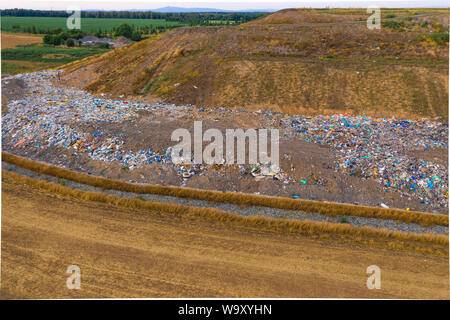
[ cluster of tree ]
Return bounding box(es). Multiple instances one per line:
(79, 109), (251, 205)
(19, 22), (219, 35)
(12, 21), (172, 38)
(112, 23), (143, 41)
(41, 23), (145, 47)
(42, 29), (85, 46)
(163, 13), (262, 25)
(43, 34), (74, 46)
(1, 8), (267, 24)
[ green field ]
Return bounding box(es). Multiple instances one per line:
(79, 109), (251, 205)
(2, 43), (109, 75)
(1, 16), (184, 33)
(1, 16), (184, 76)
(2, 43), (109, 62)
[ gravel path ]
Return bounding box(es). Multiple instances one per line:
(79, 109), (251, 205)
(3, 161), (448, 235)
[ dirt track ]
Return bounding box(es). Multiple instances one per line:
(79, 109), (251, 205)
(1, 177), (449, 299)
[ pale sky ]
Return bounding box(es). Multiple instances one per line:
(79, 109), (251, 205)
(1, 1), (448, 11)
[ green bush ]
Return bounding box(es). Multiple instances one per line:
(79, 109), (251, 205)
(383, 20), (405, 30)
(68, 29), (85, 39)
(115, 23), (132, 39)
(66, 38), (75, 47)
(96, 43), (110, 49)
(429, 33), (449, 46)
(42, 32), (67, 45)
(130, 30), (142, 41)
(43, 34), (52, 44)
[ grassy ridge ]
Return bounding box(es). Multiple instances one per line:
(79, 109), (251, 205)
(3, 169), (448, 249)
(3, 151), (448, 227)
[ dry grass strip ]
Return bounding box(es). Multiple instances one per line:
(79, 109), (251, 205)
(2, 151), (448, 227)
(3, 169), (449, 248)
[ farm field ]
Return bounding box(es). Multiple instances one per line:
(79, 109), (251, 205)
(1, 173), (449, 299)
(1, 42), (109, 75)
(1, 32), (42, 49)
(1, 16), (184, 33)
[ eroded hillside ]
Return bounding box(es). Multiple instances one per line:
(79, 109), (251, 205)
(61, 9), (449, 119)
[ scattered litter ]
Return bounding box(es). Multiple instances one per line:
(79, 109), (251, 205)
(2, 70), (448, 211)
(281, 113), (448, 209)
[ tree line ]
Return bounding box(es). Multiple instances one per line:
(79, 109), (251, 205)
(1, 9), (267, 25)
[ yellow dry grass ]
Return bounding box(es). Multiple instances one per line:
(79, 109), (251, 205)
(1, 170), (449, 298)
(59, 16), (449, 120)
(1, 32), (42, 49)
(3, 151), (448, 227)
(2, 169), (449, 248)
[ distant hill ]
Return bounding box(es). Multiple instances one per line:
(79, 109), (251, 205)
(152, 6), (275, 13)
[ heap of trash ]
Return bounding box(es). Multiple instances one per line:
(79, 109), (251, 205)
(2, 70), (448, 210)
(2, 71), (175, 169)
(280, 114), (448, 209)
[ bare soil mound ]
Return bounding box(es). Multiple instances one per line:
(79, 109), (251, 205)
(249, 8), (367, 24)
(60, 9), (448, 120)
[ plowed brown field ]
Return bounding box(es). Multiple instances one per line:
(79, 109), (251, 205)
(1, 32), (42, 49)
(1, 177), (449, 299)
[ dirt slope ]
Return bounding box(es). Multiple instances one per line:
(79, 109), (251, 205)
(249, 8), (368, 24)
(1, 175), (449, 299)
(61, 9), (448, 119)
(248, 8), (448, 25)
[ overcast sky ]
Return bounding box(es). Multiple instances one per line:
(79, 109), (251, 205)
(1, 1), (448, 11)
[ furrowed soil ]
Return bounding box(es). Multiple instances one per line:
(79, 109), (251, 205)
(1, 175), (449, 299)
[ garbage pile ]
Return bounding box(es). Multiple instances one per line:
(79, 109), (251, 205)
(2, 70), (291, 182)
(281, 114), (449, 209)
(2, 70), (174, 170)
(2, 70), (448, 210)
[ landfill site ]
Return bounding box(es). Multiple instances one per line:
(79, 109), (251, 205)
(1, 7), (449, 299)
(2, 70), (448, 214)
